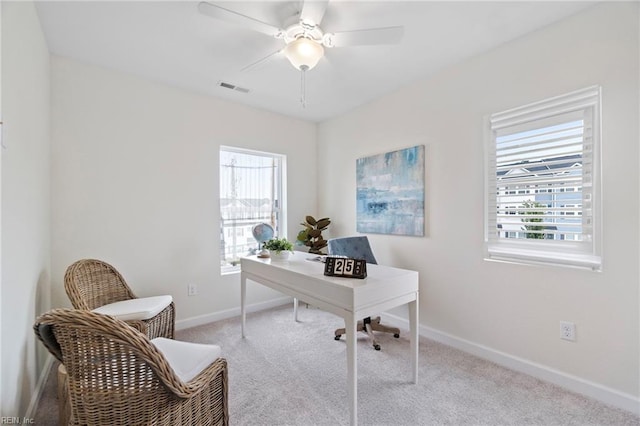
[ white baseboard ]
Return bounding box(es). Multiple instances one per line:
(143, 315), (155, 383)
(26, 355), (54, 420)
(381, 312), (640, 416)
(175, 296), (292, 331)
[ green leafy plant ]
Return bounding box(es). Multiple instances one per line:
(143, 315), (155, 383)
(263, 237), (294, 253)
(520, 200), (546, 239)
(297, 215), (331, 254)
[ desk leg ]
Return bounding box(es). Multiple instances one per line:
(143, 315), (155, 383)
(345, 314), (358, 426)
(293, 297), (299, 322)
(409, 294), (419, 383)
(241, 272), (247, 338)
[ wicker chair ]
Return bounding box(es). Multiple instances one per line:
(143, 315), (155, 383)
(64, 259), (175, 339)
(34, 308), (229, 426)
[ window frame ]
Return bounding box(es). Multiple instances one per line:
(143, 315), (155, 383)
(484, 86), (602, 271)
(219, 146), (287, 274)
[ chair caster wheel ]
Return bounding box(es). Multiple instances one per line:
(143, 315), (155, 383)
(374, 344), (381, 351)
(394, 334), (400, 338)
(334, 335), (341, 340)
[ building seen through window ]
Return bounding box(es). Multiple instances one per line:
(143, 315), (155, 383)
(495, 120), (585, 241)
(220, 147), (284, 273)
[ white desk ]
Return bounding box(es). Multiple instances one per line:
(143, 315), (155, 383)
(240, 252), (419, 425)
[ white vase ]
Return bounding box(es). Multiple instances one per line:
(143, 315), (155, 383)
(269, 250), (291, 261)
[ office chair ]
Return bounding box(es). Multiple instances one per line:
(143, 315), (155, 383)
(328, 236), (400, 350)
(34, 308), (228, 426)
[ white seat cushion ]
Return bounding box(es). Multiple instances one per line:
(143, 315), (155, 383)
(151, 337), (222, 382)
(92, 295), (172, 321)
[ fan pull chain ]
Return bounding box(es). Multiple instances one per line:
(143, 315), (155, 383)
(300, 65), (308, 108)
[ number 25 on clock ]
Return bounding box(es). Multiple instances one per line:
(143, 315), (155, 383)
(324, 257), (367, 279)
(334, 258), (354, 275)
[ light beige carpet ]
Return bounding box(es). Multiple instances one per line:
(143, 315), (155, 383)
(34, 305), (638, 425)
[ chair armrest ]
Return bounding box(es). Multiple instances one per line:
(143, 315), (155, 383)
(149, 337), (226, 398)
(161, 357), (228, 399)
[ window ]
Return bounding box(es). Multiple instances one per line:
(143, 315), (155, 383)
(485, 86), (602, 270)
(220, 147), (285, 274)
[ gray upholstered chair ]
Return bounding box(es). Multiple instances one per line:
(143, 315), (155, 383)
(328, 236), (400, 350)
(34, 308), (228, 426)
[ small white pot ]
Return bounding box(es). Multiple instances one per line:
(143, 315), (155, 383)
(269, 250), (291, 261)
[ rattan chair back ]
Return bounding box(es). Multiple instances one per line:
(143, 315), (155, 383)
(34, 309), (228, 426)
(63, 258), (175, 339)
(64, 259), (136, 310)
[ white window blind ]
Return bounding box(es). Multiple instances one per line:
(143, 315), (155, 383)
(485, 86), (602, 270)
(220, 146), (285, 274)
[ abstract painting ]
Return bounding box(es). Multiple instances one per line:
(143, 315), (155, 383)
(356, 145), (424, 236)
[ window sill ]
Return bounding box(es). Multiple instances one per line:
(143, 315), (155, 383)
(221, 267), (241, 275)
(485, 245), (601, 272)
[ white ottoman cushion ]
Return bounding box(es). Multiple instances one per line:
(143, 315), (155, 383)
(151, 337), (222, 382)
(92, 295), (172, 321)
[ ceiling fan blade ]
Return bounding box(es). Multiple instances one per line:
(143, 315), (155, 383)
(300, 0), (329, 26)
(240, 49), (283, 73)
(198, 2), (282, 37)
(328, 26), (404, 47)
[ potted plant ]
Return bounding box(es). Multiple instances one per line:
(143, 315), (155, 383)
(297, 215), (331, 254)
(263, 237), (294, 260)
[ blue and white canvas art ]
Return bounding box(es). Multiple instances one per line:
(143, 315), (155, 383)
(356, 145), (425, 236)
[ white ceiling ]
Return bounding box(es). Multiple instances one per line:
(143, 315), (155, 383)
(35, 1), (597, 122)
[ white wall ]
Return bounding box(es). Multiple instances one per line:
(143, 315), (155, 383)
(318, 1), (639, 408)
(50, 57), (317, 322)
(1, 1), (51, 417)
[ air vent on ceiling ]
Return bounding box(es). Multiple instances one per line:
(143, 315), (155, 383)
(218, 81), (250, 94)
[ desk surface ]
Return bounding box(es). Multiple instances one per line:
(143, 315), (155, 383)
(241, 252), (418, 317)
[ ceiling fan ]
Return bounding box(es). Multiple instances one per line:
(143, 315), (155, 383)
(198, 0), (404, 107)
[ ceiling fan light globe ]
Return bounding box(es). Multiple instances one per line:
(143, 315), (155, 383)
(284, 37), (324, 70)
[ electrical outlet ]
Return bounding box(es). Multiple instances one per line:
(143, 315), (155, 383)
(560, 321), (576, 341)
(188, 283), (198, 296)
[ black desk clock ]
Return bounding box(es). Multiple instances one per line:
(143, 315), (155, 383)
(324, 256), (367, 279)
